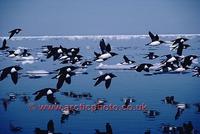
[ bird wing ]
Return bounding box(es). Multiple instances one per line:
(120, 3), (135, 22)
(123, 55), (129, 63)
(46, 51), (54, 59)
(148, 31), (156, 41)
(94, 52), (101, 57)
(34, 92), (45, 101)
(9, 32), (15, 39)
(56, 74), (65, 89)
(61, 114), (69, 124)
(155, 34), (159, 41)
(136, 65), (144, 72)
(2, 39), (7, 48)
(65, 76), (71, 84)
(94, 76), (103, 87)
(0, 69), (9, 81)
(47, 120), (54, 133)
(175, 109), (181, 120)
(47, 94), (57, 104)
(100, 39), (107, 53)
(177, 45), (183, 56)
(11, 72), (18, 84)
(53, 53), (60, 61)
(106, 43), (111, 52)
(105, 79), (111, 89)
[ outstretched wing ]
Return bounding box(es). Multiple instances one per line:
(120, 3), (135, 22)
(155, 34), (159, 41)
(0, 69), (9, 81)
(9, 32), (15, 39)
(34, 92), (45, 101)
(11, 72), (18, 84)
(47, 120), (54, 133)
(65, 76), (71, 84)
(2, 39), (7, 48)
(53, 53), (60, 61)
(148, 31), (159, 42)
(94, 77), (103, 87)
(123, 55), (129, 63)
(136, 65), (144, 72)
(56, 74), (65, 89)
(47, 94), (57, 104)
(177, 45), (183, 56)
(106, 43), (111, 52)
(100, 39), (106, 53)
(149, 31), (155, 41)
(105, 79), (111, 89)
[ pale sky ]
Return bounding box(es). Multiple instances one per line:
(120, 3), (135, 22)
(0, 0), (200, 36)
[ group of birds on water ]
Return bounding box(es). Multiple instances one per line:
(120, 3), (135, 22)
(0, 29), (200, 134)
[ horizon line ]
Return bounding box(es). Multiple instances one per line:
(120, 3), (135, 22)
(1, 33), (200, 40)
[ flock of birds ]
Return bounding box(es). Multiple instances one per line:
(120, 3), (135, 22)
(0, 29), (200, 134)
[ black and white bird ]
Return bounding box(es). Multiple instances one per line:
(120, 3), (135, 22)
(93, 73), (117, 89)
(171, 37), (188, 46)
(52, 71), (76, 89)
(60, 54), (83, 64)
(45, 45), (66, 61)
(45, 45), (82, 64)
(160, 54), (182, 69)
(146, 31), (165, 46)
(161, 124), (177, 134)
(181, 55), (198, 68)
(34, 120), (61, 134)
(161, 96), (178, 105)
(53, 66), (78, 89)
(99, 39), (111, 54)
(7, 50), (19, 58)
(95, 123), (113, 134)
(144, 52), (159, 60)
(122, 97), (135, 108)
(94, 39), (118, 62)
(8, 28), (22, 39)
(60, 108), (80, 123)
(0, 39), (9, 50)
(67, 47), (80, 56)
(19, 49), (31, 57)
(92, 98), (107, 111)
(0, 65), (23, 84)
(121, 55), (135, 64)
(131, 63), (153, 72)
(175, 103), (189, 120)
(106, 123), (113, 134)
(54, 66), (78, 74)
(94, 51), (118, 62)
(61, 91), (92, 100)
(161, 54), (181, 64)
(81, 61), (93, 67)
(155, 62), (176, 73)
(95, 98), (107, 106)
(144, 110), (160, 118)
(171, 42), (190, 56)
(32, 88), (59, 104)
(144, 129), (151, 134)
(173, 62), (190, 73)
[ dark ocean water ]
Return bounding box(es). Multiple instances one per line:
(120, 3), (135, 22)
(0, 34), (200, 134)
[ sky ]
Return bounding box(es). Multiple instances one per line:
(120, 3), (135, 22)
(0, 0), (200, 36)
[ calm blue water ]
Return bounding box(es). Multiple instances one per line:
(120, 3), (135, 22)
(0, 34), (200, 134)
